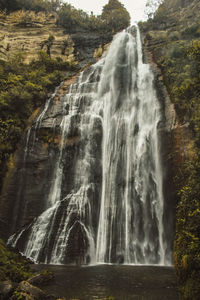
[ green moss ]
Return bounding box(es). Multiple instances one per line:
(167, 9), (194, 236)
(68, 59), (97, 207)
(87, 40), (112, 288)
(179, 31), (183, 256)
(12, 291), (24, 300)
(0, 50), (77, 192)
(0, 238), (33, 282)
(38, 128), (55, 145)
(174, 155), (200, 299)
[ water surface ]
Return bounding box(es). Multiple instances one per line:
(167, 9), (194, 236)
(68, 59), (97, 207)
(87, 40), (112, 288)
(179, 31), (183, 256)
(33, 264), (179, 300)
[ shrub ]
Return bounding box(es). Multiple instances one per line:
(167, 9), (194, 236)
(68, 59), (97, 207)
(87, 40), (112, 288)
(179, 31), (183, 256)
(0, 238), (33, 282)
(0, 50), (77, 191)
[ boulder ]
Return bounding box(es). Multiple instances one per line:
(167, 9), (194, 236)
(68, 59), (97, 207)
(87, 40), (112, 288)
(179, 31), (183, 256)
(10, 291), (35, 300)
(0, 280), (15, 299)
(27, 272), (54, 287)
(16, 281), (47, 300)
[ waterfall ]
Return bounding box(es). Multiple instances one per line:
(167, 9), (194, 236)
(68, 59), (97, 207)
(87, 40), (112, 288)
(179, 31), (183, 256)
(8, 26), (171, 266)
(96, 27), (165, 264)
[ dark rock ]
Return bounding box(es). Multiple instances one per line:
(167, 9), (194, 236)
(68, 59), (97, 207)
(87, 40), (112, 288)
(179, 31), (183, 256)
(15, 281), (50, 300)
(0, 280), (15, 299)
(10, 291), (35, 300)
(0, 218), (7, 241)
(72, 31), (112, 68)
(27, 272), (54, 287)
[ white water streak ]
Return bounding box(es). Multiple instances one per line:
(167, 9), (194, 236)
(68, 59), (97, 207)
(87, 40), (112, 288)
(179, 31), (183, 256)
(96, 27), (166, 264)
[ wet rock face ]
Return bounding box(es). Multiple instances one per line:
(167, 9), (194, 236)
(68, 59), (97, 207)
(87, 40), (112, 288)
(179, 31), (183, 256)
(141, 36), (178, 262)
(155, 77), (178, 262)
(65, 220), (90, 264)
(0, 63), (103, 264)
(72, 31), (112, 68)
(0, 62), (103, 235)
(139, 1), (200, 263)
(144, 51), (195, 264)
(0, 125), (60, 236)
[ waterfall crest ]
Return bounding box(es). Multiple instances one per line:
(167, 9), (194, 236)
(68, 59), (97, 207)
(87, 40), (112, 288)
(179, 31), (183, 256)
(8, 26), (171, 265)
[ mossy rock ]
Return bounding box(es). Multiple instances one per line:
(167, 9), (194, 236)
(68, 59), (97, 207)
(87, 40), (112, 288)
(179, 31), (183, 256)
(0, 238), (33, 283)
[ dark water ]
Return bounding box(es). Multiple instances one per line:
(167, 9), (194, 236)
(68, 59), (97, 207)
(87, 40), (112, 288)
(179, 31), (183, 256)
(32, 264), (179, 300)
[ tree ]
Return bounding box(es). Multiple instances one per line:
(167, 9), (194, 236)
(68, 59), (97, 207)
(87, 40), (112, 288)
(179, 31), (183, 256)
(0, 0), (61, 13)
(0, 0), (19, 12)
(41, 35), (55, 56)
(145, 0), (163, 19)
(57, 4), (78, 32)
(48, 0), (61, 12)
(101, 0), (130, 32)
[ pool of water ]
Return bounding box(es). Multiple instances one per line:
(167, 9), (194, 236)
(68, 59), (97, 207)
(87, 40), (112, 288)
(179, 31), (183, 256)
(32, 264), (179, 300)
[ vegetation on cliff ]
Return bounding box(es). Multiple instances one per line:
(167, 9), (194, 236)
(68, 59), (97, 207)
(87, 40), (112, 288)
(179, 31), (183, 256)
(0, 0), (130, 192)
(101, 0), (130, 32)
(0, 0), (130, 293)
(57, 0), (130, 33)
(140, 0), (200, 298)
(0, 0), (61, 13)
(0, 50), (77, 191)
(1, 0), (130, 34)
(0, 238), (56, 299)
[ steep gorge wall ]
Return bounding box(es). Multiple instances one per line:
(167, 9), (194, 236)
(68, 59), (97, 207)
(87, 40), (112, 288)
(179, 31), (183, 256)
(140, 0), (200, 298)
(0, 77), (83, 238)
(142, 46), (179, 260)
(140, 0), (199, 194)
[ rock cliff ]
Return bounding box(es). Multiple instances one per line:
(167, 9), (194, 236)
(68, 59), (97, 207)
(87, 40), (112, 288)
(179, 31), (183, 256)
(0, 10), (112, 67)
(0, 11), (73, 63)
(140, 0), (200, 192)
(140, 0), (200, 298)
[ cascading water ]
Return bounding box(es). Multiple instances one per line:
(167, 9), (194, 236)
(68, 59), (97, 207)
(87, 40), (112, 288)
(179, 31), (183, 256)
(8, 26), (171, 266)
(96, 27), (165, 265)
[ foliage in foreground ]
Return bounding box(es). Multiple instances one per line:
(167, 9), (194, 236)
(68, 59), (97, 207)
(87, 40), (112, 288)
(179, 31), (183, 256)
(174, 154), (200, 300)
(0, 238), (33, 282)
(0, 50), (77, 192)
(162, 32), (200, 300)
